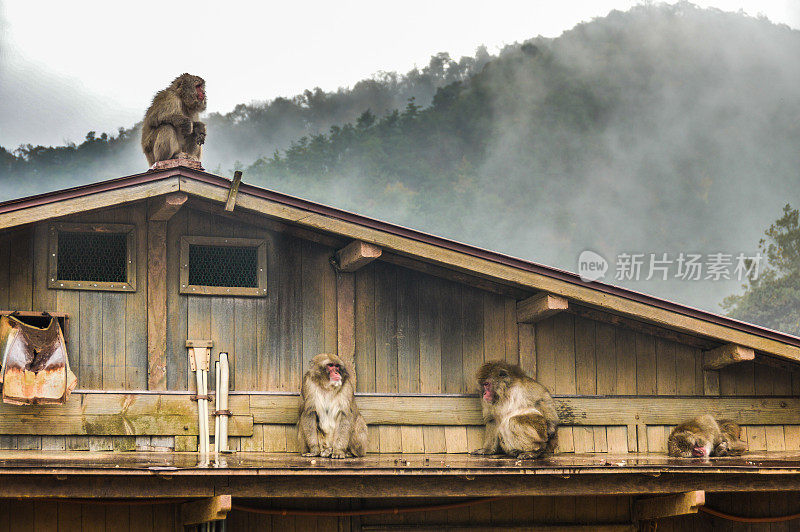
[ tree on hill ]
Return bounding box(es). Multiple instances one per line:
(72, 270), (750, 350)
(723, 205), (800, 335)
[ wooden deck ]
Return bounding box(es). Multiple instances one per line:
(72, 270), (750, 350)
(1, 451), (799, 498)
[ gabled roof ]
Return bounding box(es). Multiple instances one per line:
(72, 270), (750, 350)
(2, 165), (799, 363)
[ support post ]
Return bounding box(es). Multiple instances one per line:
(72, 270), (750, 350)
(336, 272), (356, 362)
(147, 192), (186, 390)
(147, 221), (168, 390)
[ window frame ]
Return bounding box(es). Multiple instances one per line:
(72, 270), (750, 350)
(48, 222), (137, 292)
(179, 235), (268, 297)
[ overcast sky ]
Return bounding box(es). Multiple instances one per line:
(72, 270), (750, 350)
(1, 0), (798, 148)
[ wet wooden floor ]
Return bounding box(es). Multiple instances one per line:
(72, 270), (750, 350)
(0, 451), (799, 475)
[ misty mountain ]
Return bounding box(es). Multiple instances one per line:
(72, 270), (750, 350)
(1, 3), (799, 313)
(0, 49), (491, 199)
(241, 3), (800, 312)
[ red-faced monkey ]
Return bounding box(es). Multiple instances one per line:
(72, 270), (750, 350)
(141, 73), (207, 166)
(668, 414), (747, 457)
(298, 353), (367, 458)
(471, 361), (559, 459)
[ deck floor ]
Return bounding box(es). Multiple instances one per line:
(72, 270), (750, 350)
(0, 450), (799, 474)
(1, 451), (799, 497)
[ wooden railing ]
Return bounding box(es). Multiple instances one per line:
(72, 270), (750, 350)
(0, 392), (797, 439)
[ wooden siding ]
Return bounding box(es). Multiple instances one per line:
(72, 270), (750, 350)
(353, 261), (519, 395)
(167, 207), (338, 392)
(0, 201), (799, 456)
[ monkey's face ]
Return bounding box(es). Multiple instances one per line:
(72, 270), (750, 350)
(325, 361), (343, 387)
(480, 369), (511, 403)
(311, 354), (348, 388)
(174, 73), (207, 112)
(476, 361), (524, 404)
(674, 432), (713, 457)
(195, 81), (205, 103)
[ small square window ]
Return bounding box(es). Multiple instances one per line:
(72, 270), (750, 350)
(48, 223), (136, 292)
(180, 236), (267, 297)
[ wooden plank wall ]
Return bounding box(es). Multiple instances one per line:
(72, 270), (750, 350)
(2, 202), (800, 456)
(0, 206), (148, 392)
(351, 261), (518, 454)
(165, 207), (337, 392)
(534, 313), (800, 455)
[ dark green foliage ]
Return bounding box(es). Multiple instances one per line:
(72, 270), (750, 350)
(723, 205), (800, 335)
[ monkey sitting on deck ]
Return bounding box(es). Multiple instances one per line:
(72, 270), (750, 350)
(298, 353), (368, 459)
(141, 73), (207, 166)
(471, 361), (559, 459)
(668, 414), (747, 458)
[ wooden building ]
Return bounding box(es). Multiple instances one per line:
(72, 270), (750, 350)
(0, 163), (799, 531)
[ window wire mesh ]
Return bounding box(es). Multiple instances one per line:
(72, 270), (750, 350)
(57, 231), (127, 282)
(188, 244), (258, 287)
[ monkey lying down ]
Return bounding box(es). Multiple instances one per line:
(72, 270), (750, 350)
(668, 414), (747, 458)
(471, 361), (559, 459)
(298, 353), (368, 458)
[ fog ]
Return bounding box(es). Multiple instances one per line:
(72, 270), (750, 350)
(0, 9), (139, 148)
(1, 3), (799, 315)
(466, 4), (800, 307)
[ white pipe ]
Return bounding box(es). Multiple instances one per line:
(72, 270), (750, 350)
(214, 360), (221, 455)
(219, 352), (230, 453)
(201, 364), (210, 455)
(193, 348), (209, 456)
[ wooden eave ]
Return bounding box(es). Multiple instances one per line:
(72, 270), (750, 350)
(2, 166), (800, 363)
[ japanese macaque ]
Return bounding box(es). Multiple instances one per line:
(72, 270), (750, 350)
(668, 414), (747, 458)
(298, 353), (367, 459)
(471, 361), (559, 459)
(141, 73), (207, 166)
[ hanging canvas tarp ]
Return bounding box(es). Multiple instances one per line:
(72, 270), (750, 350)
(0, 314), (77, 405)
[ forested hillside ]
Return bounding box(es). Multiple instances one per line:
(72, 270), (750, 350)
(2, 3), (799, 312)
(0, 49), (492, 199)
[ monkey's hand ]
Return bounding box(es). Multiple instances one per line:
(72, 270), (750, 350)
(712, 441), (729, 457)
(165, 115), (193, 136)
(517, 450), (544, 460)
(302, 447), (321, 457)
(193, 122), (206, 145)
(328, 448), (347, 459)
(319, 448), (333, 458)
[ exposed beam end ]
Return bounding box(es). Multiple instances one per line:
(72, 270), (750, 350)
(634, 490), (705, 521)
(336, 240), (382, 272)
(517, 293), (569, 324)
(147, 192), (188, 221)
(181, 495), (232, 525)
(703, 344), (755, 370)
